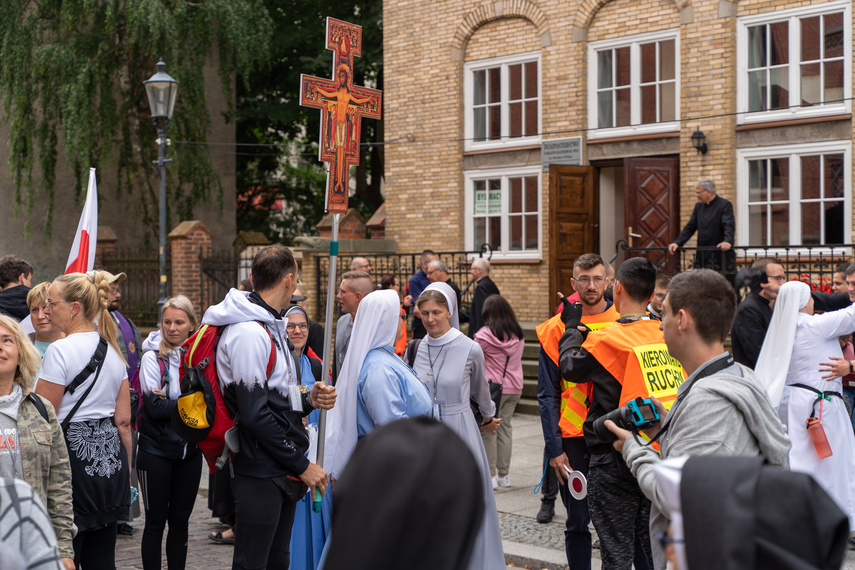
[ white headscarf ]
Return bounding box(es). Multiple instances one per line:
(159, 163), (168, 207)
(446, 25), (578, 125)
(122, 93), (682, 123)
(421, 282), (462, 347)
(323, 290), (402, 479)
(754, 280), (811, 409)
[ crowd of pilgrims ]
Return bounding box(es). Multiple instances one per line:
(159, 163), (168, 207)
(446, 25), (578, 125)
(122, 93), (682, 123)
(1, 246), (855, 569)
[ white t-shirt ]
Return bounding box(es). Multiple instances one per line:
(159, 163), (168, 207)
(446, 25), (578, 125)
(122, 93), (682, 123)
(40, 332), (127, 423)
(139, 349), (180, 400)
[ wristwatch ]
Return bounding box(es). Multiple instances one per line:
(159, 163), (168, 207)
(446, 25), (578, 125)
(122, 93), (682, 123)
(849, 361), (854, 374)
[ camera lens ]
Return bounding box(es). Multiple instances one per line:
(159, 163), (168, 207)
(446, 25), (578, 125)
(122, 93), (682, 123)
(592, 406), (630, 443)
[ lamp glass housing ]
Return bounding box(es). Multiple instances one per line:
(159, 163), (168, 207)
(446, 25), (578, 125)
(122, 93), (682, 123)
(144, 61), (179, 120)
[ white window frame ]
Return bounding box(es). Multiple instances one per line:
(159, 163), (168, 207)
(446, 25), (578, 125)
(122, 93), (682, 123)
(464, 166), (543, 261)
(464, 52), (542, 152)
(587, 29), (681, 140)
(736, 140), (852, 254)
(736, 1), (851, 125)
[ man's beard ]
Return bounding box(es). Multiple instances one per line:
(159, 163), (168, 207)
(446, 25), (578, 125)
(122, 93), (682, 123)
(108, 302), (119, 312)
(578, 290), (603, 307)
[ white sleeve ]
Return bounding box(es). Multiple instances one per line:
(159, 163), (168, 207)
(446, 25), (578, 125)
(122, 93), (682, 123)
(139, 351), (162, 395)
(39, 343), (69, 387)
(812, 303), (855, 339)
(217, 322), (273, 388)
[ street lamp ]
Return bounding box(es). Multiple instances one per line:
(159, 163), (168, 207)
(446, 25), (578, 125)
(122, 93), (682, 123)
(144, 60), (179, 316)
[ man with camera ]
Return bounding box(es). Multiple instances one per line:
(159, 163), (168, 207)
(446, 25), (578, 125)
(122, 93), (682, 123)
(537, 253), (619, 568)
(605, 269), (791, 569)
(558, 257), (682, 569)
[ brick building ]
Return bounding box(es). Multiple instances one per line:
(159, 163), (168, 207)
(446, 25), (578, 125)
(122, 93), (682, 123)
(383, 0), (852, 322)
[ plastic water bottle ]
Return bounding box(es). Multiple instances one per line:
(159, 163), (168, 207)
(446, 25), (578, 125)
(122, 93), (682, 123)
(806, 417), (833, 459)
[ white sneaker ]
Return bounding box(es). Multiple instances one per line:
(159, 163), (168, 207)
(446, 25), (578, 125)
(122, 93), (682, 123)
(491, 476), (498, 490)
(497, 475), (511, 487)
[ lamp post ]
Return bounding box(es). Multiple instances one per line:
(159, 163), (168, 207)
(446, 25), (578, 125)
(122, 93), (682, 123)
(144, 60), (179, 317)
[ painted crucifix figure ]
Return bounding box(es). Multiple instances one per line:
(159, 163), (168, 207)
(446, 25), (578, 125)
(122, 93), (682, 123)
(300, 18), (382, 213)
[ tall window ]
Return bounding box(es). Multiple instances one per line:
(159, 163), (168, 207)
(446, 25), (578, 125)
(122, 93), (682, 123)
(738, 1), (850, 123)
(465, 53), (541, 151)
(465, 167), (541, 259)
(588, 30), (680, 139)
(738, 142), (851, 247)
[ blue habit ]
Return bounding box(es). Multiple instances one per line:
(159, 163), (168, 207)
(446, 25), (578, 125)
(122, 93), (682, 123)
(289, 353), (331, 570)
(356, 346), (433, 439)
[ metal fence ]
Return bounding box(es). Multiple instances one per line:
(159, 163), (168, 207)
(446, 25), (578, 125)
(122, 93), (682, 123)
(614, 240), (853, 294)
(315, 248), (492, 320)
(100, 248), (171, 328)
(200, 247), (241, 312)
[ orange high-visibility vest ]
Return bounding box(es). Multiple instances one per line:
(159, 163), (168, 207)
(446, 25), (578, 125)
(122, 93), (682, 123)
(583, 319), (686, 410)
(536, 304), (621, 438)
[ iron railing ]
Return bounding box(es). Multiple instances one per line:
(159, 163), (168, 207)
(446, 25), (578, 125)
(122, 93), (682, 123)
(100, 248), (171, 328)
(314, 248), (493, 321)
(614, 240), (853, 294)
(200, 247), (241, 313)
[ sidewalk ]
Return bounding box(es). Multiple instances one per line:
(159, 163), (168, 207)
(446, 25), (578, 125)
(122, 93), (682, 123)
(115, 414), (855, 569)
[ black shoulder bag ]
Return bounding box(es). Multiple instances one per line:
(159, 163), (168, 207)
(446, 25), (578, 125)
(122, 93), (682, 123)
(60, 337), (109, 433)
(473, 356), (507, 425)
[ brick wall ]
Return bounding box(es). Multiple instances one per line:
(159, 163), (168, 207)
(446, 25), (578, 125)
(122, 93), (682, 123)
(168, 221), (212, 318)
(384, 0), (855, 324)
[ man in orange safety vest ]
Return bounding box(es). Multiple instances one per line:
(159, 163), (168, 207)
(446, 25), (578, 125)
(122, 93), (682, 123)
(537, 253), (619, 569)
(559, 257), (684, 569)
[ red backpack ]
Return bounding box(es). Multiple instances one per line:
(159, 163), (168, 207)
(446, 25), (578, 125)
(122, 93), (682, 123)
(170, 323), (276, 473)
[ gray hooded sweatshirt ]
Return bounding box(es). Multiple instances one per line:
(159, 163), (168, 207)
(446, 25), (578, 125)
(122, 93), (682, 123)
(622, 353), (792, 569)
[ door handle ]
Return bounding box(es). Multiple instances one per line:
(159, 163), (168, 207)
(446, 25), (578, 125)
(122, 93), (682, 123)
(628, 226), (641, 247)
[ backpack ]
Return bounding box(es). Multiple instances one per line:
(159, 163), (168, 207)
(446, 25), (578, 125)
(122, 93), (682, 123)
(129, 356), (168, 431)
(170, 322), (279, 474)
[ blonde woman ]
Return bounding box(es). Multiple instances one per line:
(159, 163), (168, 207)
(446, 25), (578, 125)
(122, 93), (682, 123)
(27, 282), (65, 359)
(36, 271), (132, 570)
(136, 296), (201, 570)
(0, 314), (73, 570)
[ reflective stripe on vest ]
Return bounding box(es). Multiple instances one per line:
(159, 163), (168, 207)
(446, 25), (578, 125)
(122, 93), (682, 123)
(584, 320), (686, 411)
(535, 305), (620, 438)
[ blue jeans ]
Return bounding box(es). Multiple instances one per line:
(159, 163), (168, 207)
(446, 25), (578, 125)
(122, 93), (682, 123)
(843, 387), (855, 431)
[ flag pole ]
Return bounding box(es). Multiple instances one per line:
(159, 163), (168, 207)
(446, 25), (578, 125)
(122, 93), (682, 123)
(314, 211), (339, 512)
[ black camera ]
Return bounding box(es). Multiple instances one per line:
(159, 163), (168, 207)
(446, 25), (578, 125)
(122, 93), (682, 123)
(592, 397), (661, 443)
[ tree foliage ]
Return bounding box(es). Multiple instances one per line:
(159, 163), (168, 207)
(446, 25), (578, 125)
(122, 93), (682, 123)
(235, 0), (383, 243)
(0, 0), (273, 241)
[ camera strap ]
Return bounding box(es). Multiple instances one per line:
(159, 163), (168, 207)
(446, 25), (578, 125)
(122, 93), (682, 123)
(637, 354), (735, 448)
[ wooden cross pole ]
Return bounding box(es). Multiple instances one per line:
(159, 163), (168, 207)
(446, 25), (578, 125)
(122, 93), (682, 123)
(299, 17), (382, 513)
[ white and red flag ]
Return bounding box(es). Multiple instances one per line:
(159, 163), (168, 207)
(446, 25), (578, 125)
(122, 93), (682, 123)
(65, 168), (98, 274)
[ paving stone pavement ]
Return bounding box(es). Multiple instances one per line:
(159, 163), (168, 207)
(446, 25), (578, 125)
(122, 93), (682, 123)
(114, 488), (234, 569)
(111, 414), (855, 569)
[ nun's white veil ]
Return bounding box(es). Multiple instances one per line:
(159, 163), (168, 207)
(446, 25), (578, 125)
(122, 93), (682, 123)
(754, 280), (811, 409)
(322, 289), (402, 479)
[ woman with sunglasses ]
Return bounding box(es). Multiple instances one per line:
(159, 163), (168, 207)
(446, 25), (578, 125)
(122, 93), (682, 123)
(136, 295), (201, 569)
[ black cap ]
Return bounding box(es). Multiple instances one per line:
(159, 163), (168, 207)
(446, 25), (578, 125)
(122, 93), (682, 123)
(290, 294), (307, 304)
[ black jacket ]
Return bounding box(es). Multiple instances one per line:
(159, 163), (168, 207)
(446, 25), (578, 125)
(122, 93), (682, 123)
(0, 285), (30, 320)
(140, 383), (201, 461)
(674, 196), (736, 272)
(463, 276), (500, 338)
(731, 292), (772, 369)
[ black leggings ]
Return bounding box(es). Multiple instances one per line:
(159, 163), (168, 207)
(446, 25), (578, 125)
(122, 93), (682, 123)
(231, 474), (298, 570)
(137, 449), (203, 570)
(73, 522), (118, 569)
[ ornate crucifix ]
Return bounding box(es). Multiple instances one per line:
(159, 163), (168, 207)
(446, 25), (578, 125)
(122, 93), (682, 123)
(300, 18), (382, 214)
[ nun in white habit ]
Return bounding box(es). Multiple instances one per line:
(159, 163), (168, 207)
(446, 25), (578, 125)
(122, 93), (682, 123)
(755, 280), (855, 530)
(410, 281), (505, 570)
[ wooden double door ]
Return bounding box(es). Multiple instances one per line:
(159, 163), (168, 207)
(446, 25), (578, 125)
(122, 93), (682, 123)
(548, 157), (680, 301)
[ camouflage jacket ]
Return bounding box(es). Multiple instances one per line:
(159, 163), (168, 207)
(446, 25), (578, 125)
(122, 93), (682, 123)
(19, 387), (75, 559)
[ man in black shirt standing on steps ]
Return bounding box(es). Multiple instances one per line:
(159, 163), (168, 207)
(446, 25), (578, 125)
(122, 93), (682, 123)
(668, 179), (735, 281)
